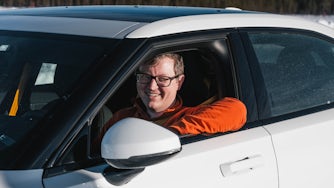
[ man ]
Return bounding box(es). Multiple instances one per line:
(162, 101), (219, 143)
(97, 52), (246, 142)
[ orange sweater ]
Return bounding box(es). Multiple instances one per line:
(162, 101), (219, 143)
(100, 96), (247, 137)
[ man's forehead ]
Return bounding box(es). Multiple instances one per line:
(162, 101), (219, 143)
(140, 57), (175, 70)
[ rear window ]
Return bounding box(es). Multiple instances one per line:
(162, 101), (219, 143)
(249, 31), (334, 117)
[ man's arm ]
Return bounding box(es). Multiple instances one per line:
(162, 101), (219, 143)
(170, 97), (247, 135)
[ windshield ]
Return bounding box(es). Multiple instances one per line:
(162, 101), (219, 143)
(0, 31), (117, 152)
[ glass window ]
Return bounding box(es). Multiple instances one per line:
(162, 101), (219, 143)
(249, 32), (334, 117)
(0, 31), (118, 156)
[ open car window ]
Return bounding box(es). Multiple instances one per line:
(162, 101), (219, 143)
(88, 48), (225, 158)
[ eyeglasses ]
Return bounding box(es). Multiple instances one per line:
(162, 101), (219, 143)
(136, 73), (181, 87)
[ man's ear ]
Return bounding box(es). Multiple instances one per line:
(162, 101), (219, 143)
(177, 74), (185, 90)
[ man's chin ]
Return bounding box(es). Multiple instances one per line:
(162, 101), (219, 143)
(147, 103), (165, 112)
(147, 103), (159, 110)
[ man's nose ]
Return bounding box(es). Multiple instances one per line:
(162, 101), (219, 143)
(148, 78), (159, 89)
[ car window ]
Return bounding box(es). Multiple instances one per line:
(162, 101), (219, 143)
(249, 31), (334, 117)
(0, 31), (118, 157)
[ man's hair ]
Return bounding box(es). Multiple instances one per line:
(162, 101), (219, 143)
(140, 53), (184, 75)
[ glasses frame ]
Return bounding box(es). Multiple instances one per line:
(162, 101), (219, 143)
(135, 73), (182, 87)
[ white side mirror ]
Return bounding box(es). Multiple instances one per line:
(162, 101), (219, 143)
(101, 117), (181, 169)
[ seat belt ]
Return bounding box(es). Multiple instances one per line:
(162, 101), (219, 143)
(8, 89), (20, 116)
(8, 64), (31, 116)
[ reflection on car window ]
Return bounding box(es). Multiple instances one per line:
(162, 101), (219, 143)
(250, 32), (334, 117)
(35, 63), (57, 86)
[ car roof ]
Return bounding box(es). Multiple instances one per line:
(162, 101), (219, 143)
(0, 5), (254, 39)
(127, 13), (334, 39)
(0, 5), (333, 39)
(0, 5), (253, 22)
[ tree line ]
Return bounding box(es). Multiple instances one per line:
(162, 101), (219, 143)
(1, 0), (333, 14)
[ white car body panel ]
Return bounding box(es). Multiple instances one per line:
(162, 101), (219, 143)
(0, 169), (43, 188)
(264, 108), (334, 188)
(44, 127), (278, 188)
(126, 14), (334, 39)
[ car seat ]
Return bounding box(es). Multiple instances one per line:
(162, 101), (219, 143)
(179, 51), (217, 107)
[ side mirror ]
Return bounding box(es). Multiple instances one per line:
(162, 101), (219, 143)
(101, 117), (181, 169)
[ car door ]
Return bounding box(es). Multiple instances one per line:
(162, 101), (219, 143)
(246, 29), (334, 188)
(43, 32), (278, 188)
(43, 128), (278, 188)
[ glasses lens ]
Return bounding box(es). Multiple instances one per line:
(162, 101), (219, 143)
(156, 76), (171, 87)
(136, 74), (151, 84)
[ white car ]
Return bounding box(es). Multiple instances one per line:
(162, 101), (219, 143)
(0, 5), (334, 188)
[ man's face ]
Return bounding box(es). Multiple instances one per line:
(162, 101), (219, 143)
(137, 57), (184, 118)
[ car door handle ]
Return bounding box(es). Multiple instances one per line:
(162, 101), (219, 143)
(219, 155), (264, 177)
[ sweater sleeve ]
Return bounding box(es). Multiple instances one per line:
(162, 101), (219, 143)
(169, 97), (247, 135)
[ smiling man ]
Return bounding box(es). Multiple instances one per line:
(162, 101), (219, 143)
(97, 53), (246, 143)
(99, 53), (247, 140)
(136, 53), (185, 119)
